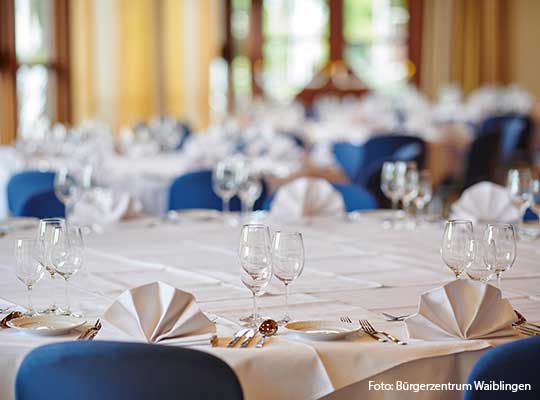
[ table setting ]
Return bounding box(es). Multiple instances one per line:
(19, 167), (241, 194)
(1, 188), (540, 400)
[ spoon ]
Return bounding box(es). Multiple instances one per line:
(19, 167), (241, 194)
(255, 319), (278, 348)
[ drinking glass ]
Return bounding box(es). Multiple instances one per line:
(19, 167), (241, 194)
(36, 218), (66, 313)
(483, 223), (517, 289)
(401, 164), (419, 226)
(413, 170), (433, 225)
(212, 159), (240, 215)
(50, 226), (84, 316)
(55, 165), (92, 220)
(464, 240), (493, 283)
(271, 231), (304, 324)
(238, 171), (263, 219)
(380, 161), (406, 227)
(14, 239), (45, 315)
(238, 224), (272, 326)
(441, 220), (474, 278)
(507, 168), (533, 213)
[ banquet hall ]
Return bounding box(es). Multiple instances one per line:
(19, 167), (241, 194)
(1, 0), (540, 399)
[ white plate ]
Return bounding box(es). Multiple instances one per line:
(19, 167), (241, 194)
(7, 315), (87, 336)
(167, 209), (221, 221)
(0, 217), (39, 232)
(285, 320), (361, 341)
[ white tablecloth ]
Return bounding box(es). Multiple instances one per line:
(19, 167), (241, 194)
(0, 215), (539, 400)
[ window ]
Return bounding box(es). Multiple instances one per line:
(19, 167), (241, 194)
(223, 0), (417, 107)
(0, 0), (70, 142)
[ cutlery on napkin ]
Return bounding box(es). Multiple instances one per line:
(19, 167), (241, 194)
(269, 177), (345, 220)
(96, 281), (216, 346)
(450, 182), (520, 224)
(405, 280), (517, 340)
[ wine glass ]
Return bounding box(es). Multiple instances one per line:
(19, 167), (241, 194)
(380, 161), (406, 226)
(238, 224), (272, 326)
(413, 170), (433, 225)
(55, 165), (92, 220)
(464, 240), (494, 283)
(36, 218), (66, 313)
(401, 163), (419, 226)
(507, 168), (534, 237)
(50, 226), (84, 316)
(441, 219), (474, 278)
(14, 239), (45, 315)
(483, 223), (517, 289)
(212, 159), (240, 216)
(238, 171), (263, 219)
(271, 231), (304, 324)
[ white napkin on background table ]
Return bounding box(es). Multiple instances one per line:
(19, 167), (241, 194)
(270, 177), (345, 220)
(97, 281), (216, 346)
(406, 279), (517, 340)
(450, 182), (520, 224)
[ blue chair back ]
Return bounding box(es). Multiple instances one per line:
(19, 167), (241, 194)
(16, 341), (244, 400)
(463, 130), (501, 190)
(363, 135), (426, 169)
(7, 171), (64, 218)
(168, 170), (266, 211)
(263, 183), (377, 212)
(479, 114), (533, 165)
(464, 337), (540, 400)
(332, 142), (364, 182)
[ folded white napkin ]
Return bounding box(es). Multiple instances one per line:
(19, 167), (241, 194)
(71, 188), (142, 227)
(450, 182), (520, 224)
(270, 177), (345, 220)
(406, 280), (517, 340)
(97, 282), (216, 346)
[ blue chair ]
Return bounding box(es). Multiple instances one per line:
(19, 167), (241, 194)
(361, 135), (426, 170)
(479, 114), (533, 165)
(524, 208), (538, 221)
(463, 130), (501, 190)
(15, 341), (244, 400)
(332, 142), (364, 182)
(263, 182), (377, 212)
(168, 170), (266, 212)
(464, 337), (540, 400)
(7, 171), (64, 218)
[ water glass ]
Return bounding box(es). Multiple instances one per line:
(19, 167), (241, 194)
(54, 165), (92, 220)
(238, 224), (272, 326)
(381, 161), (407, 210)
(51, 226), (85, 316)
(37, 218), (66, 313)
(212, 159), (240, 214)
(271, 231), (304, 324)
(14, 239), (45, 315)
(464, 240), (493, 283)
(238, 171), (263, 218)
(413, 170), (433, 223)
(441, 219), (474, 278)
(483, 223), (517, 289)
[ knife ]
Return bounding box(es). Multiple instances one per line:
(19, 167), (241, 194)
(227, 328), (249, 347)
(240, 329), (257, 348)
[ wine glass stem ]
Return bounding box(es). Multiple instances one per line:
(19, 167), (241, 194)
(223, 197), (230, 214)
(497, 272), (502, 290)
(252, 293), (258, 321)
(64, 278), (70, 313)
(284, 283), (290, 318)
(26, 287), (33, 314)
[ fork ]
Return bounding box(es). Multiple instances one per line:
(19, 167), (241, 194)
(78, 319), (102, 340)
(340, 316), (386, 342)
(382, 312), (410, 321)
(360, 319), (407, 345)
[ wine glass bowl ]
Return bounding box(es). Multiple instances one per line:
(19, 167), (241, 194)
(441, 219), (474, 278)
(483, 223), (517, 289)
(14, 239), (45, 315)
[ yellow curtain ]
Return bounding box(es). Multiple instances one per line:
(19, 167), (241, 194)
(450, 0), (507, 94)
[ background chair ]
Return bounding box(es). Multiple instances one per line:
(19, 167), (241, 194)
(464, 337), (540, 400)
(7, 171), (64, 218)
(16, 341), (244, 400)
(168, 169), (266, 211)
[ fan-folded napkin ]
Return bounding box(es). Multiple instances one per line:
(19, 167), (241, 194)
(451, 182), (520, 224)
(270, 177), (345, 220)
(406, 279), (517, 340)
(96, 281), (216, 346)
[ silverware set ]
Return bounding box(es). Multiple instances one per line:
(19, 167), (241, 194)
(227, 319), (278, 348)
(513, 310), (540, 336)
(341, 316), (407, 345)
(77, 319), (102, 341)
